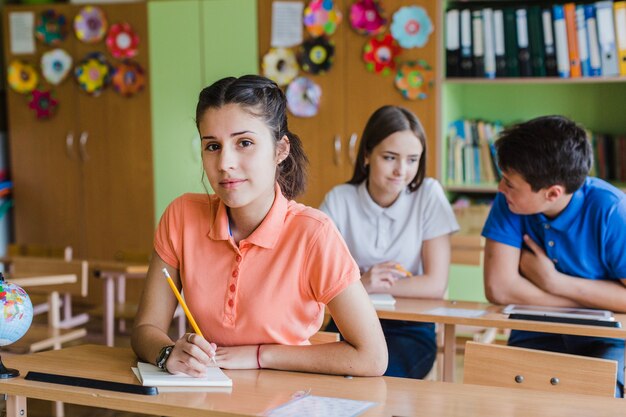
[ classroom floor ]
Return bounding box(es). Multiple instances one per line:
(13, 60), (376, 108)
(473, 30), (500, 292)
(0, 317), (468, 417)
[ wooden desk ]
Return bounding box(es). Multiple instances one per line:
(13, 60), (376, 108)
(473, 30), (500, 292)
(91, 261), (149, 347)
(376, 299), (626, 383)
(0, 344), (623, 417)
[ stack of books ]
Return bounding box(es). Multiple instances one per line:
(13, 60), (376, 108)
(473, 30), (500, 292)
(446, 1), (626, 78)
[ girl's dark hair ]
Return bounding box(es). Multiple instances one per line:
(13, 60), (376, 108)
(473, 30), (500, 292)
(496, 115), (592, 193)
(348, 105), (427, 192)
(195, 75), (308, 200)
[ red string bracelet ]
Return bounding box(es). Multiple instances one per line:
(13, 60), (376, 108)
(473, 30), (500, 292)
(257, 345), (262, 369)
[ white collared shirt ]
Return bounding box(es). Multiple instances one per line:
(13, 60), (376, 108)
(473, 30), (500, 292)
(320, 178), (459, 275)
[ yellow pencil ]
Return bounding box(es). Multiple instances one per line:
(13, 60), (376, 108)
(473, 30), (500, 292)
(162, 268), (203, 337)
(395, 264), (412, 278)
(162, 268), (216, 364)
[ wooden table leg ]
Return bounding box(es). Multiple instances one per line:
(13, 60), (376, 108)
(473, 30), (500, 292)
(6, 394), (27, 417)
(103, 274), (115, 347)
(117, 274), (127, 333)
(443, 324), (456, 383)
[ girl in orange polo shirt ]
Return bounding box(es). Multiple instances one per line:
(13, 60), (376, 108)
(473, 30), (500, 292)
(132, 75), (387, 377)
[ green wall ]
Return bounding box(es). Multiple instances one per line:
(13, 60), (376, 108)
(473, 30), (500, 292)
(149, 0), (258, 220)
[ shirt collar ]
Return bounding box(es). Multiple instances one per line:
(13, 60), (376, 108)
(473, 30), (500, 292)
(357, 181), (409, 221)
(208, 183), (288, 249)
(535, 178), (587, 230)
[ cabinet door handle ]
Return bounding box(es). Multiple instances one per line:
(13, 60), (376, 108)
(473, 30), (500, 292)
(334, 134), (342, 166)
(348, 133), (358, 165)
(65, 132), (75, 159)
(79, 131), (89, 161)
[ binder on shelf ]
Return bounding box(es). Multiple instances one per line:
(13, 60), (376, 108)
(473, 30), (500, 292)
(493, 9), (507, 77)
(483, 8), (496, 79)
(575, 5), (591, 77)
(564, 3), (582, 77)
(528, 6), (546, 77)
(446, 8), (461, 77)
(515, 8), (532, 77)
(460, 9), (474, 77)
(596, 0), (619, 76)
(472, 9), (485, 77)
(503, 7), (520, 77)
(553, 4), (571, 78)
(614, 1), (626, 76)
(542, 7), (559, 76)
(585, 4), (603, 76)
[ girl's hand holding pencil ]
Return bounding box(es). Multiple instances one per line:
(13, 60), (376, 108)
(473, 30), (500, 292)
(162, 268), (218, 376)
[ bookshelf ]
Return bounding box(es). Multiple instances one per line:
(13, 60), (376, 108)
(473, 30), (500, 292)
(439, 1), (626, 195)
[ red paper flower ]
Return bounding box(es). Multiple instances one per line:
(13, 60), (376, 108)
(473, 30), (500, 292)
(106, 22), (139, 59)
(28, 89), (58, 119)
(362, 34), (401, 75)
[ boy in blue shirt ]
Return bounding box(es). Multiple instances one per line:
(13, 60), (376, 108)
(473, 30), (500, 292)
(482, 115), (626, 397)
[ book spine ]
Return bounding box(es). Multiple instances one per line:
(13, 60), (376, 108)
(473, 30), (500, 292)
(494, 9), (507, 77)
(585, 4), (603, 76)
(614, 1), (626, 76)
(576, 5), (591, 77)
(553, 4), (571, 78)
(483, 8), (496, 79)
(542, 7), (559, 76)
(472, 9), (485, 77)
(516, 8), (532, 77)
(460, 9), (474, 77)
(446, 9), (461, 77)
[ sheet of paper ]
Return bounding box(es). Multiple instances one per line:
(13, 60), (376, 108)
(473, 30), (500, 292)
(368, 294), (396, 306)
(266, 394), (376, 417)
(424, 307), (486, 318)
(9, 12), (35, 55)
(271, 1), (303, 47)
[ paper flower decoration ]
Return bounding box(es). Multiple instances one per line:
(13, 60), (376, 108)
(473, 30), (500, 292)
(349, 0), (386, 36)
(74, 6), (108, 43)
(41, 49), (73, 85)
(394, 60), (434, 100)
(111, 60), (145, 97)
(35, 9), (67, 45)
(106, 22), (139, 59)
(74, 52), (111, 96)
(303, 0), (342, 37)
(298, 37), (335, 74)
(262, 48), (299, 87)
(362, 34), (401, 75)
(7, 60), (38, 94)
(29, 89), (58, 119)
(390, 6), (433, 49)
(286, 77), (321, 118)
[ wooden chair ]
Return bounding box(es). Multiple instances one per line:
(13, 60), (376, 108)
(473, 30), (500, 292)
(310, 331), (340, 344)
(3, 256), (90, 353)
(463, 341), (617, 397)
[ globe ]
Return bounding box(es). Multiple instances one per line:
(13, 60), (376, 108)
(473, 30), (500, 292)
(0, 272), (33, 378)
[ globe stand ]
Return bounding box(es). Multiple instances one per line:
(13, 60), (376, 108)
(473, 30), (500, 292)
(0, 355), (19, 378)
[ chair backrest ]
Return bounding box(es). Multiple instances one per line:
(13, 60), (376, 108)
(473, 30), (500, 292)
(8, 243), (73, 261)
(8, 256), (89, 298)
(463, 341), (617, 397)
(310, 331), (340, 345)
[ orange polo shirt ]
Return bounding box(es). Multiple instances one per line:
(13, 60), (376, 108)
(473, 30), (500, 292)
(154, 186), (360, 347)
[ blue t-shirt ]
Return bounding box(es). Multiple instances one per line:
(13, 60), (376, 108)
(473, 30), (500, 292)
(482, 177), (626, 281)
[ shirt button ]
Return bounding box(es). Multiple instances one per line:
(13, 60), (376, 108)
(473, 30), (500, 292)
(229, 284), (236, 292)
(228, 299), (234, 307)
(236, 255), (242, 262)
(232, 270), (239, 277)
(548, 241), (555, 247)
(544, 224), (550, 229)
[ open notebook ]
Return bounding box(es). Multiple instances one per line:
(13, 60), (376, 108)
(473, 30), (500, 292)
(132, 362), (232, 392)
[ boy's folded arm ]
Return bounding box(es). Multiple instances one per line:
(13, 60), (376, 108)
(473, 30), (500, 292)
(483, 239), (577, 307)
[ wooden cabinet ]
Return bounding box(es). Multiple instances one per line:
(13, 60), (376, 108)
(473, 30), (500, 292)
(2, 3), (154, 261)
(258, 0), (440, 207)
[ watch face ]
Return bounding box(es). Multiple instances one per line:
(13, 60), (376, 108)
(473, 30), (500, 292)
(156, 345), (174, 370)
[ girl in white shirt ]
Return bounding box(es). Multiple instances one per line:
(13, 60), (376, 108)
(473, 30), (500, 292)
(320, 105), (459, 378)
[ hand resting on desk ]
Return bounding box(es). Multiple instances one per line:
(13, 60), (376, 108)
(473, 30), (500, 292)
(167, 333), (217, 377)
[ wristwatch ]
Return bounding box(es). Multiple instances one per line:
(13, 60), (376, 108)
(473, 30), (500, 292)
(155, 345), (175, 371)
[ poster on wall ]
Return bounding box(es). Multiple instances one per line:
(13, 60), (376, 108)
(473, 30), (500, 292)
(271, 1), (304, 48)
